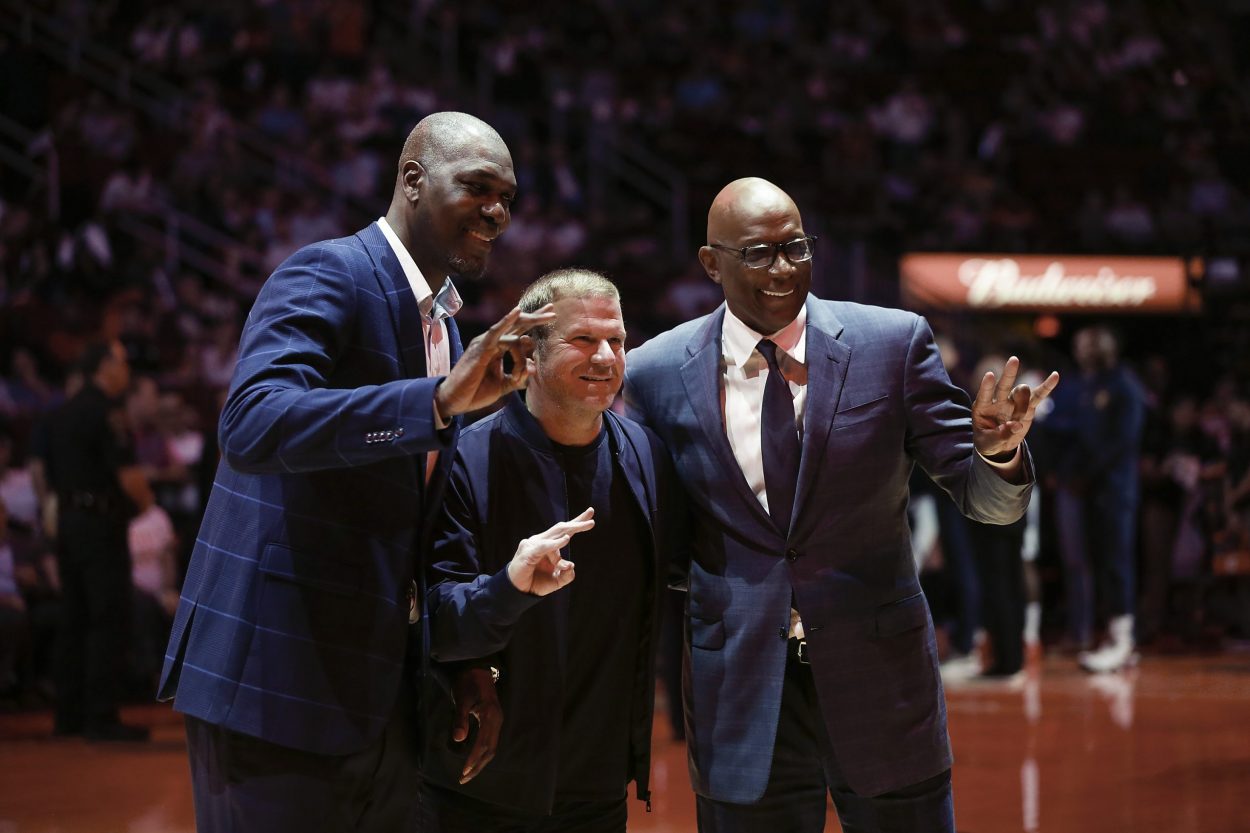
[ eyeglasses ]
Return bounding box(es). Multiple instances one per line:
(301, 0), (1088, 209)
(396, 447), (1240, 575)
(707, 235), (817, 269)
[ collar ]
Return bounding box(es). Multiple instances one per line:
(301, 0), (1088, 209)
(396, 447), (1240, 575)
(502, 392), (622, 457)
(721, 301), (808, 369)
(375, 217), (463, 321)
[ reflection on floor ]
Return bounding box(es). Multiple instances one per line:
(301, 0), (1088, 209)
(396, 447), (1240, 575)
(2, 652), (1248, 832)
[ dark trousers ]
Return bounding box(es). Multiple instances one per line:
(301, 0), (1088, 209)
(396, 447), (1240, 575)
(936, 499), (982, 656)
(696, 655), (955, 833)
(1056, 483), (1138, 643)
(54, 511), (131, 731)
(968, 519), (1026, 675)
(416, 782), (627, 833)
(185, 685), (420, 833)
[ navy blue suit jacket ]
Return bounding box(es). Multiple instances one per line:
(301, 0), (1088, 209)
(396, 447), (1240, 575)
(159, 223), (461, 756)
(624, 298), (1033, 801)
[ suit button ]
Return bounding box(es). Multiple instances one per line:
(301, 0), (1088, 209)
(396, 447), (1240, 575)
(786, 548), (800, 562)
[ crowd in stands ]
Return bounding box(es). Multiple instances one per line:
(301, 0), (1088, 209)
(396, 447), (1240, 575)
(2, 0), (1250, 703)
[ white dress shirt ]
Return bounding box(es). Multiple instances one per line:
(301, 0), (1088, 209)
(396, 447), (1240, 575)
(720, 304), (809, 638)
(720, 303), (808, 514)
(377, 217), (461, 478)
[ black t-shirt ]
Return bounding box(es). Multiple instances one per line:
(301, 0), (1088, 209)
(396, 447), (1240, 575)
(44, 383), (134, 502)
(551, 428), (650, 801)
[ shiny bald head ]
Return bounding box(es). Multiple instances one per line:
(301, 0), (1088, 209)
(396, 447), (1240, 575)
(386, 111), (516, 283)
(706, 178), (801, 243)
(698, 177), (812, 335)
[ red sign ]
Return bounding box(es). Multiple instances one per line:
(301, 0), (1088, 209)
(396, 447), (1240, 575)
(899, 253), (1202, 313)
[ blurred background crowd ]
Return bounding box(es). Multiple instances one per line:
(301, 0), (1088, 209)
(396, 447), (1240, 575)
(2, 0), (1250, 709)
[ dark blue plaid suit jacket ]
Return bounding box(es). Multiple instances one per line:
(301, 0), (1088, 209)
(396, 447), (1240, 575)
(158, 222), (461, 755)
(624, 298), (1033, 802)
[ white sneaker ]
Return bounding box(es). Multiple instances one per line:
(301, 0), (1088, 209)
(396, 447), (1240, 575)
(1078, 640), (1139, 673)
(1078, 615), (1139, 673)
(940, 653), (982, 681)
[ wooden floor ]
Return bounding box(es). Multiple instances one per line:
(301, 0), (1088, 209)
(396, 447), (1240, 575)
(1, 652), (1248, 832)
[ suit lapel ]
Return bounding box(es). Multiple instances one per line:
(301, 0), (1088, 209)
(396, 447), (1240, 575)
(680, 308), (775, 531)
(356, 223), (428, 380)
(792, 301), (850, 530)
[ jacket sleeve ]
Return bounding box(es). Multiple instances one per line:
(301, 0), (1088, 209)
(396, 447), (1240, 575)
(218, 241), (452, 474)
(902, 314), (1033, 525)
(425, 450), (540, 662)
(654, 432), (692, 592)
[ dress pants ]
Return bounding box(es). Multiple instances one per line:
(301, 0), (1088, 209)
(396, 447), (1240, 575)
(1057, 482), (1138, 644)
(54, 510), (131, 732)
(185, 680), (420, 833)
(416, 782), (627, 833)
(968, 517), (1026, 675)
(696, 649), (955, 833)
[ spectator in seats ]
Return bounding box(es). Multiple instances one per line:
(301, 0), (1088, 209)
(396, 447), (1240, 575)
(127, 500), (179, 690)
(1139, 394), (1225, 641)
(0, 428), (42, 531)
(1225, 397), (1250, 539)
(0, 348), (63, 420)
(0, 499), (28, 701)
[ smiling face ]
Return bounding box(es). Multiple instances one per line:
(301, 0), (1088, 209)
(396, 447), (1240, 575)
(401, 123), (516, 282)
(699, 178), (811, 336)
(531, 294), (627, 420)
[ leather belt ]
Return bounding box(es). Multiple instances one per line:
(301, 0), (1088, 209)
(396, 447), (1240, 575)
(62, 491), (118, 514)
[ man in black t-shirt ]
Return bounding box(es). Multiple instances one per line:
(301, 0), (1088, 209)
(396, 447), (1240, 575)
(42, 340), (152, 741)
(418, 269), (681, 832)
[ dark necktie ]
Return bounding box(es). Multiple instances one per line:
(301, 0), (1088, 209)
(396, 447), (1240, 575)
(757, 339), (800, 536)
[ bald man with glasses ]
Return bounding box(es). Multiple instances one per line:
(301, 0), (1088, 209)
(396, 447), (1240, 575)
(624, 177), (1058, 833)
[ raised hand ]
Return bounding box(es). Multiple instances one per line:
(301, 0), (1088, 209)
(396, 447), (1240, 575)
(971, 356), (1060, 459)
(506, 507), (594, 596)
(435, 304), (557, 418)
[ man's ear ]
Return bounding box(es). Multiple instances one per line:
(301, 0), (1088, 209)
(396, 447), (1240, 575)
(400, 160), (426, 204)
(697, 246), (722, 285)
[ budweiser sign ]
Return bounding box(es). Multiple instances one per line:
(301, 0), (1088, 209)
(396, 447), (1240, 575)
(900, 253), (1201, 313)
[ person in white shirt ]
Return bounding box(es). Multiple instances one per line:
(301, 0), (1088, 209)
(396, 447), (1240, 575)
(158, 112), (555, 833)
(625, 177), (1058, 833)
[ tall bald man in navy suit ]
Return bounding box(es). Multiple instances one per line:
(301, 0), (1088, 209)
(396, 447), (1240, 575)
(159, 112), (554, 832)
(624, 178), (1058, 833)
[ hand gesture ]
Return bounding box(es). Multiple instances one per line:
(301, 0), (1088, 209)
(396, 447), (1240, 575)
(971, 356), (1060, 459)
(506, 508), (594, 596)
(435, 305), (557, 418)
(451, 666), (502, 784)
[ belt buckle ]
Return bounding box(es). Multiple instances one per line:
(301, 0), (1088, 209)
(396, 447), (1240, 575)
(792, 638), (810, 665)
(407, 580), (420, 624)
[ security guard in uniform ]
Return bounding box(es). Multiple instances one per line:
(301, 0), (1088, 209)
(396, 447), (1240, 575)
(43, 340), (151, 741)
